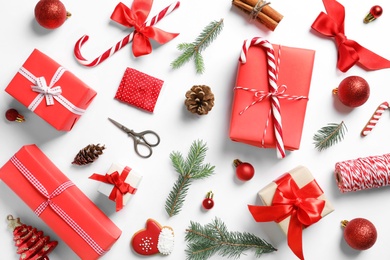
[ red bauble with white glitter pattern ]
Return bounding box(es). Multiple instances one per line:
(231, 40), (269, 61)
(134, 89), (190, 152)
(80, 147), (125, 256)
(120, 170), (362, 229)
(341, 218), (377, 250)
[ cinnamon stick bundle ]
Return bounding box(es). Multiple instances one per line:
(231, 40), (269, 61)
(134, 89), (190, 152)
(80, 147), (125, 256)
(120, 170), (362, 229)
(232, 0), (283, 31)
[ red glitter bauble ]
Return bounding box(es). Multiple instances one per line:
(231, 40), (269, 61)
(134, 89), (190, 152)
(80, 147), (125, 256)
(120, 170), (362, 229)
(333, 76), (370, 107)
(341, 218), (377, 250)
(34, 0), (71, 29)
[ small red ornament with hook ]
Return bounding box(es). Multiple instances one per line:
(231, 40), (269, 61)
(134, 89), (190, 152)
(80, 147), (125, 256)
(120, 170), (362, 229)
(202, 191), (214, 210)
(364, 5), (383, 23)
(5, 109), (25, 122)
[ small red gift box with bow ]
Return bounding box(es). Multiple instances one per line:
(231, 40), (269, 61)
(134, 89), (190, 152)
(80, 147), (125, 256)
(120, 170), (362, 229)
(5, 49), (97, 131)
(0, 145), (121, 260)
(89, 163), (142, 212)
(229, 38), (315, 158)
(248, 165), (334, 260)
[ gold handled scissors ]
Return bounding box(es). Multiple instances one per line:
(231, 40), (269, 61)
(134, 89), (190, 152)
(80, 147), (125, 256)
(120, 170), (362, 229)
(108, 118), (160, 158)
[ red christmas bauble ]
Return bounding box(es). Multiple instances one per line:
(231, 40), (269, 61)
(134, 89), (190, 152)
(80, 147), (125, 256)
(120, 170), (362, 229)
(333, 76), (370, 107)
(34, 0), (71, 29)
(202, 191), (214, 210)
(341, 218), (377, 250)
(233, 159), (255, 181)
(370, 5), (383, 19)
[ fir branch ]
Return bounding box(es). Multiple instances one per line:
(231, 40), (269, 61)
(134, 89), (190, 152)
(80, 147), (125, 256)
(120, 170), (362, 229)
(171, 19), (224, 74)
(185, 217), (277, 260)
(165, 140), (216, 217)
(313, 121), (347, 151)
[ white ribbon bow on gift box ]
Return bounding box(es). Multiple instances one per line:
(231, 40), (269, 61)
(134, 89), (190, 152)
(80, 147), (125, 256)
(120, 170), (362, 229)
(18, 66), (85, 115)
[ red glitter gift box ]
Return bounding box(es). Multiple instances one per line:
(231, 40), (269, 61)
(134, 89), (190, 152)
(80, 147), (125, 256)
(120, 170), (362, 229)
(0, 145), (121, 260)
(5, 49), (97, 131)
(229, 39), (315, 157)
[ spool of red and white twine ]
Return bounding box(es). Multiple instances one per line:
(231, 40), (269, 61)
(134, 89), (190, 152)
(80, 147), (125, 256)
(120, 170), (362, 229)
(239, 37), (285, 158)
(335, 153), (390, 193)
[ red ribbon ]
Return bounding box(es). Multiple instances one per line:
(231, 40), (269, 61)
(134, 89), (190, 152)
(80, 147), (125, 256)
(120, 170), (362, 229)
(89, 166), (137, 212)
(248, 173), (325, 260)
(311, 0), (390, 72)
(110, 0), (179, 57)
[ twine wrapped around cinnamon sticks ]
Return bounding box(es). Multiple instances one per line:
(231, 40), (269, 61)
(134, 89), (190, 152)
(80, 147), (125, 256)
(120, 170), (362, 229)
(232, 0), (283, 31)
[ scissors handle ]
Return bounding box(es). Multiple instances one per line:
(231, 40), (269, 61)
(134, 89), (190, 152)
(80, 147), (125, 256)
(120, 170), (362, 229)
(135, 130), (160, 147)
(133, 141), (153, 158)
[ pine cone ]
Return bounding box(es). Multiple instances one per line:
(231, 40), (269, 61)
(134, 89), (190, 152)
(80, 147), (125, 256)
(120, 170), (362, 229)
(185, 85), (215, 115)
(72, 144), (105, 165)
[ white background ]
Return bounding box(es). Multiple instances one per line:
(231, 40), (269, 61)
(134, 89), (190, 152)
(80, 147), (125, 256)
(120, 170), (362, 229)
(1, 0), (390, 259)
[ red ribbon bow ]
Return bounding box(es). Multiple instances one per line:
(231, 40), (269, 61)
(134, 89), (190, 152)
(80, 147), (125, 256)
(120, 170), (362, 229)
(89, 166), (137, 211)
(248, 173), (325, 260)
(110, 0), (179, 57)
(311, 0), (390, 72)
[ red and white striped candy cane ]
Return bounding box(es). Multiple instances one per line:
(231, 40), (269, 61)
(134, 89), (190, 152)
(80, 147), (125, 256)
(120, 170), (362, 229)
(74, 1), (180, 67)
(240, 37), (285, 158)
(361, 101), (389, 136)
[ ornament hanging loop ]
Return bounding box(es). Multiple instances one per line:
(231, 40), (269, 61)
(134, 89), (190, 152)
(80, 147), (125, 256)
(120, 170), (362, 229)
(6, 215), (22, 230)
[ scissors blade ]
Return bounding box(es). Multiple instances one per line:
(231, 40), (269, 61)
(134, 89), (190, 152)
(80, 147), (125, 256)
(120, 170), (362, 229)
(108, 118), (131, 133)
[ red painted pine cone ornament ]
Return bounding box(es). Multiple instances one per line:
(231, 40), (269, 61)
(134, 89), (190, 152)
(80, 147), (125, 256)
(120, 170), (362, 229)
(333, 76), (370, 107)
(341, 218), (377, 250)
(34, 0), (71, 29)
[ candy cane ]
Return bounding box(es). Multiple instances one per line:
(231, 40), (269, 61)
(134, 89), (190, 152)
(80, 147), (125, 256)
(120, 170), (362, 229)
(361, 101), (389, 136)
(74, 1), (180, 67)
(240, 37), (285, 158)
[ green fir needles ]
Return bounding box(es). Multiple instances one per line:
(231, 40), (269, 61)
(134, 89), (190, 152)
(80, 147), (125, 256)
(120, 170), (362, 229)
(313, 121), (348, 151)
(185, 217), (277, 260)
(165, 140), (215, 217)
(171, 19), (224, 74)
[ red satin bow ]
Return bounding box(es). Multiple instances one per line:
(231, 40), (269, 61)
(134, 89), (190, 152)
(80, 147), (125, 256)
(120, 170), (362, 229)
(110, 0), (179, 57)
(248, 173), (325, 260)
(311, 0), (390, 72)
(89, 167), (137, 211)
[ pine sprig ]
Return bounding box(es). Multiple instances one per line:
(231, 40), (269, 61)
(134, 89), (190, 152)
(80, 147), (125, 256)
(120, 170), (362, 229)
(165, 140), (215, 217)
(313, 121), (347, 151)
(171, 19), (224, 74)
(185, 217), (277, 260)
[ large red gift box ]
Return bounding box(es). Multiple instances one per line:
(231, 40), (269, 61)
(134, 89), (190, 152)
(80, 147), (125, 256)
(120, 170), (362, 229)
(229, 40), (315, 156)
(0, 145), (121, 260)
(5, 49), (97, 131)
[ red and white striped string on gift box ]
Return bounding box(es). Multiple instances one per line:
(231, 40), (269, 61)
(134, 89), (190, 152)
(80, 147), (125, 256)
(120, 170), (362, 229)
(239, 37), (285, 158)
(335, 153), (390, 193)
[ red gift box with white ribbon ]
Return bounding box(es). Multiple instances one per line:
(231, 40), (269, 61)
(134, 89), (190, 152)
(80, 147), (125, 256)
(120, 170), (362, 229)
(0, 144), (121, 260)
(5, 49), (97, 131)
(229, 38), (315, 158)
